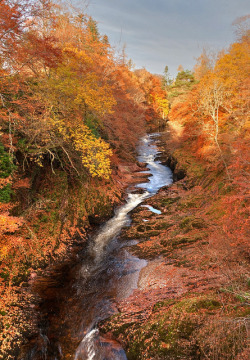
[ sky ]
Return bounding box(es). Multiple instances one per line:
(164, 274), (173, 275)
(75, 0), (249, 77)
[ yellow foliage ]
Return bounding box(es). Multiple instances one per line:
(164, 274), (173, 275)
(37, 44), (117, 179)
(215, 41), (250, 109)
(154, 95), (169, 119)
(44, 46), (116, 118)
(51, 117), (112, 178)
(77, 73), (116, 115)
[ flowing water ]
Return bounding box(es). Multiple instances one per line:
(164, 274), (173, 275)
(24, 133), (173, 360)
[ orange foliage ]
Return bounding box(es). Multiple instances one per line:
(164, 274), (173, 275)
(134, 68), (169, 120)
(169, 31), (249, 255)
(0, 1), (163, 355)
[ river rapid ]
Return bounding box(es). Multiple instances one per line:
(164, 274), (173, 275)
(23, 133), (173, 360)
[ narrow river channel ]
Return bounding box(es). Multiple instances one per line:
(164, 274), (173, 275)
(24, 133), (173, 360)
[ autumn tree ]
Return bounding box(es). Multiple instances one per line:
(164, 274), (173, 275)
(134, 68), (169, 121)
(232, 14), (250, 40)
(198, 71), (231, 179)
(194, 48), (214, 80)
(177, 64), (184, 72)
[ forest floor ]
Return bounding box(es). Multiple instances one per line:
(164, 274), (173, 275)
(100, 126), (250, 360)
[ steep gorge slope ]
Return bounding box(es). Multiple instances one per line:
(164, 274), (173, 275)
(0, 1), (167, 357)
(101, 123), (249, 360)
(100, 31), (250, 359)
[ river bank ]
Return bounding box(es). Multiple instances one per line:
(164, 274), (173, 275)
(1, 152), (150, 360)
(100, 126), (249, 360)
(17, 133), (173, 359)
(7, 126), (250, 359)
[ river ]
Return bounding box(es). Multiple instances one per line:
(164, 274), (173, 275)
(23, 133), (173, 360)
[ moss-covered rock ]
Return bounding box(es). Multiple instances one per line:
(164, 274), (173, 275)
(179, 216), (207, 232)
(102, 294), (247, 360)
(160, 197), (181, 207)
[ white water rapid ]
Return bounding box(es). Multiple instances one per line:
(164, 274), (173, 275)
(74, 134), (173, 360)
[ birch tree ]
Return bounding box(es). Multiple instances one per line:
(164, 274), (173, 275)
(199, 72), (231, 180)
